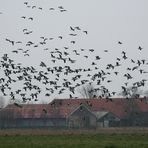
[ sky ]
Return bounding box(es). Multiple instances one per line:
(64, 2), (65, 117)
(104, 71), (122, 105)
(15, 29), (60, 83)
(0, 0), (148, 104)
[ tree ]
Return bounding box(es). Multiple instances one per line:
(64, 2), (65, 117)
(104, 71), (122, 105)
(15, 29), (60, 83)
(77, 83), (95, 99)
(144, 90), (148, 97)
(0, 96), (5, 108)
(76, 83), (105, 99)
(119, 86), (143, 99)
(0, 96), (10, 108)
(119, 86), (144, 126)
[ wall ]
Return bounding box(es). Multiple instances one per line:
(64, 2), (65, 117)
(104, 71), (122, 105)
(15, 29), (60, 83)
(67, 105), (97, 128)
(0, 118), (66, 129)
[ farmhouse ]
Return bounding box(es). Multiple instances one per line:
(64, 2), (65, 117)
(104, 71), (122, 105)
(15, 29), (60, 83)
(0, 98), (148, 128)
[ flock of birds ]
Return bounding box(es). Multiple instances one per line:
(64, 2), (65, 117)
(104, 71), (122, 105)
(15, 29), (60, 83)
(0, 1), (148, 105)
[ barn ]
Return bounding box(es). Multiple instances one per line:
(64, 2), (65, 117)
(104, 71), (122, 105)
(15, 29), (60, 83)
(67, 105), (97, 128)
(0, 104), (67, 128)
(0, 98), (148, 128)
(94, 111), (120, 127)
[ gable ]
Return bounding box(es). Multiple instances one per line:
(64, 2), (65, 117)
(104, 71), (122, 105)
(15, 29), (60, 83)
(68, 105), (96, 119)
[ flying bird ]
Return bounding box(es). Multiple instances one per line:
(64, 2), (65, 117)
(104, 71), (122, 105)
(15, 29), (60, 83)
(138, 46), (143, 50)
(14, 103), (22, 108)
(58, 6), (64, 9)
(24, 2), (28, 5)
(21, 16), (26, 19)
(118, 41), (122, 44)
(70, 26), (75, 31)
(49, 8), (55, 10)
(83, 31), (88, 34)
(32, 6), (36, 9)
(28, 17), (33, 20)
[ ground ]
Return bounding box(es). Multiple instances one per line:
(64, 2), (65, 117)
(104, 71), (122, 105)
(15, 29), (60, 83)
(0, 128), (148, 148)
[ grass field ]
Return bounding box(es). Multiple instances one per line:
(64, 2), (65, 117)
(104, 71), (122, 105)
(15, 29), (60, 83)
(0, 128), (148, 148)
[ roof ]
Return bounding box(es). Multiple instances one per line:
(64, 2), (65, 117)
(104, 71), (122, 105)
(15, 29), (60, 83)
(93, 111), (109, 119)
(68, 104), (96, 118)
(0, 98), (148, 119)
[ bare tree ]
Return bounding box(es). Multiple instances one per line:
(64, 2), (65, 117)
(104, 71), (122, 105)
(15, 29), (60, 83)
(77, 83), (103, 99)
(144, 90), (148, 97)
(119, 86), (143, 99)
(119, 86), (144, 126)
(0, 96), (10, 108)
(0, 96), (5, 108)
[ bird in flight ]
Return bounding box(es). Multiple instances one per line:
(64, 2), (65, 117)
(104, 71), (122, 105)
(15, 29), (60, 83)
(49, 8), (55, 10)
(83, 31), (88, 34)
(70, 26), (75, 31)
(138, 46), (143, 50)
(24, 2), (28, 5)
(21, 16), (26, 19)
(28, 17), (33, 20)
(118, 41), (122, 44)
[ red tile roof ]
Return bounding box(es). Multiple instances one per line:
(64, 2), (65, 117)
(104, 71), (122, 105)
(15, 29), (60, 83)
(0, 98), (148, 119)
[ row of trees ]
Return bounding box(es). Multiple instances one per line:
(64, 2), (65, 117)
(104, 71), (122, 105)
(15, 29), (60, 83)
(77, 83), (148, 99)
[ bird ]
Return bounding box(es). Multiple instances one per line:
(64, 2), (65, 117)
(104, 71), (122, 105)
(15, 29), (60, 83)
(12, 50), (18, 53)
(21, 16), (26, 19)
(14, 103), (22, 108)
(95, 56), (101, 60)
(69, 33), (77, 36)
(138, 46), (143, 50)
(16, 41), (22, 44)
(32, 6), (36, 9)
(49, 8), (55, 10)
(23, 28), (27, 32)
(60, 9), (67, 12)
(42, 109), (47, 113)
(83, 31), (88, 34)
(40, 61), (46, 67)
(38, 7), (43, 10)
(70, 26), (75, 31)
(118, 41), (122, 44)
(75, 26), (81, 30)
(84, 55), (88, 58)
(89, 49), (94, 52)
(5, 38), (14, 45)
(58, 6), (64, 9)
(24, 2), (28, 5)
(71, 41), (75, 44)
(58, 36), (63, 39)
(28, 17), (33, 20)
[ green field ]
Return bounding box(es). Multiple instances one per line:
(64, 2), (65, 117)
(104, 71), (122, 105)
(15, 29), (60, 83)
(0, 130), (148, 148)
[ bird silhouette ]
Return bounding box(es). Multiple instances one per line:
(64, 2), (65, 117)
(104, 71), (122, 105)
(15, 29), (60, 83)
(138, 46), (143, 50)
(118, 41), (122, 44)
(70, 26), (75, 31)
(83, 31), (88, 34)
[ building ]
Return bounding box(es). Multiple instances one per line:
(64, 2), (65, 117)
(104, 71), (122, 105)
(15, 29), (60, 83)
(0, 98), (148, 128)
(67, 105), (97, 128)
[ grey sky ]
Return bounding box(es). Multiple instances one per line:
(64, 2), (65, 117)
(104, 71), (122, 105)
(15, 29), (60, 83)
(0, 0), (148, 103)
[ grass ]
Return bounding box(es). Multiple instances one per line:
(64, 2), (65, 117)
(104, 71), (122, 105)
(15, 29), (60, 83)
(0, 128), (148, 148)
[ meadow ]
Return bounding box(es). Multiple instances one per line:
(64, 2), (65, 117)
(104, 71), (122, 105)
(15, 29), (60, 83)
(0, 128), (148, 148)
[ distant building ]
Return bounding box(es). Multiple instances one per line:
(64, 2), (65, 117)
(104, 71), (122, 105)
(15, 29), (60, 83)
(0, 98), (148, 128)
(67, 105), (97, 128)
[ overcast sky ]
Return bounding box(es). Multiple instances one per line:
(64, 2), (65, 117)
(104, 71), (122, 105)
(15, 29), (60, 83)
(0, 0), (148, 103)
